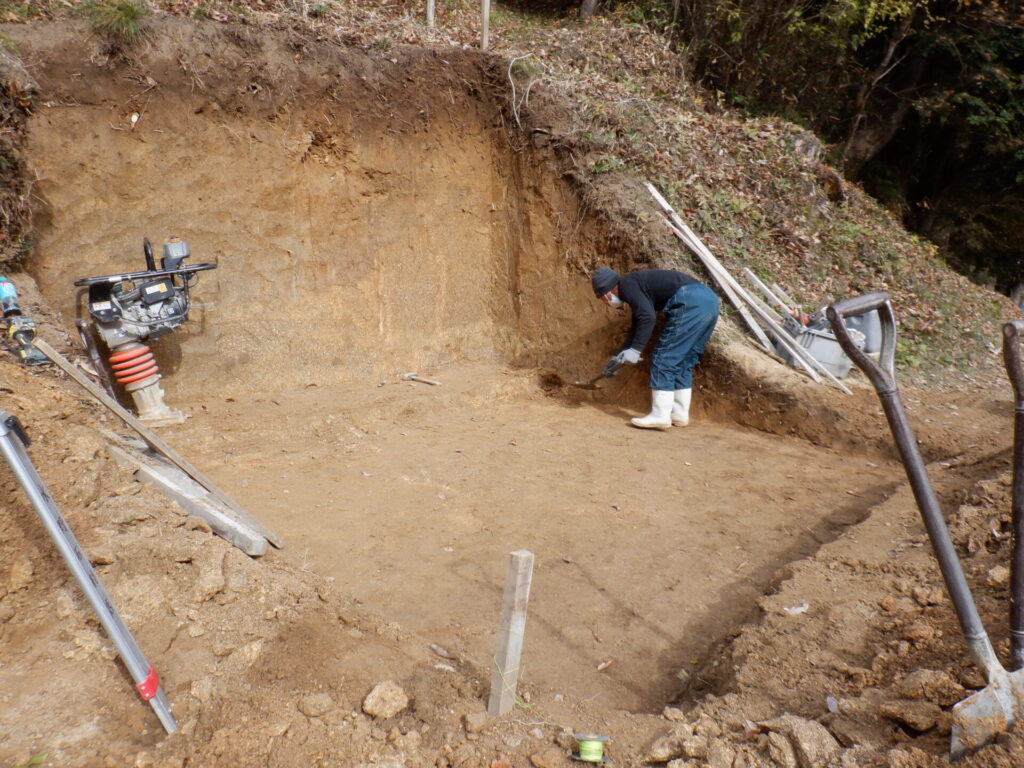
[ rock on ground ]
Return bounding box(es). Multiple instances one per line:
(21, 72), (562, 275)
(298, 692), (334, 717)
(759, 715), (840, 768)
(362, 680), (409, 719)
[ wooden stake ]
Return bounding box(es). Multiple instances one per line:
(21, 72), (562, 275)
(488, 549), (534, 716)
(427, 0), (435, 27)
(481, 0), (490, 50)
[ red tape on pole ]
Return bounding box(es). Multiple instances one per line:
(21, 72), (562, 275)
(136, 666), (159, 701)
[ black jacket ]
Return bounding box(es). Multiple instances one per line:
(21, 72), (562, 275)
(618, 269), (699, 352)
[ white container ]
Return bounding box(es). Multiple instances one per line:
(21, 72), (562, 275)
(775, 325), (865, 378)
(841, 309), (882, 354)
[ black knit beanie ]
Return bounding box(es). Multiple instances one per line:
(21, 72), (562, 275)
(591, 267), (620, 297)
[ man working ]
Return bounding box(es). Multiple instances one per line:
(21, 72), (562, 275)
(591, 266), (719, 430)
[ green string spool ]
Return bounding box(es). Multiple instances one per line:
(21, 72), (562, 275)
(574, 733), (609, 763)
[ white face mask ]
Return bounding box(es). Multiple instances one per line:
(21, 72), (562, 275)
(606, 293), (623, 307)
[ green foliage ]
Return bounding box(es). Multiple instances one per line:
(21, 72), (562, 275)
(0, 34), (19, 55)
(80, 0), (150, 44)
(0, 1), (40, 18)
(589, 154), (624, 173)
(13, 756), (47, 768)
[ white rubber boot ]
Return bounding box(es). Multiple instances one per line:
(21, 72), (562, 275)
(631, 390), (674, 430)
(672, 388), (692, 427)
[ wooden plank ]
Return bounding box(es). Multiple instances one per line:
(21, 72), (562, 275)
(647, 184), (852, 394)
(661, 217), (821, 383)
(481, 0), (490, 50)
(105, 436), (268, 557)
(645, 185), (773, 353)
(488, 549), (534, 716)
(742, 283), (783, 325)
(771, 282), (798, 309)
(34, 338), (283, 548)
(742, 268), (790, 317)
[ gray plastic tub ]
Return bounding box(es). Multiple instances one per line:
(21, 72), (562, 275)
(774, 318), (865, 378)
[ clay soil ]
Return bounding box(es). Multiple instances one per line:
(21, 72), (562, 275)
(2, 19), (1024, 768)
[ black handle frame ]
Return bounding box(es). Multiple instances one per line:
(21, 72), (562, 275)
(1004, 320), (1024, 668)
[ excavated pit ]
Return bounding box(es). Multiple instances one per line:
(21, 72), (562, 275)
(11, 21), (904, 715)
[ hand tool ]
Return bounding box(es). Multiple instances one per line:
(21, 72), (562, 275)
(400, 372), (441, 386)
(0, 410), (176, 733)
(1003, 320), (1024, 669)
(571, 363), (625, 390)
(828, 292), (1024, 761)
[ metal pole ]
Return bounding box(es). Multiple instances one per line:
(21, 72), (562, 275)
(0, 412), (177, 733)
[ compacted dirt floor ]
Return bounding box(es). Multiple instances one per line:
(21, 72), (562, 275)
(168, 363), (900, 714)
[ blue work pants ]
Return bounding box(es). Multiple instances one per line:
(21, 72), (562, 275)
(649, 283), (719, 390)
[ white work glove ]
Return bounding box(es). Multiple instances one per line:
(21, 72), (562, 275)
(618, 348), (641, 365)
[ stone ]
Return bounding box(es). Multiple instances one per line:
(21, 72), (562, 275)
(894, 669), (965, 706)
(886, 746), (934, 767)
(680, 735), (708, 759)
(765, 732), (798, 768)
(900, 621), (935, 645)
(662, 706), (687, 721)
(363, 681), (409, 719)
(645, 725), (695, 762)
(693, 714), (722, 738)
(704, 739), (734, 768)
(529, 748), (568, 768)
(6, 554), (34, 593)
(88, 546), (116, 566)
(911, 586), (944, 607)
(554, 729), (575, 749)
(839, 746), (887, 767)
(759, 715), (840, 768)
(191, 545), (226, 603)
(826, 717), (877, 749)
(298, 692), (334, 717)
(731, 748), (762, 768)
(878, 699), (942, 732)
(463, 712), (489, 734)
(987, 565), (1010, 588)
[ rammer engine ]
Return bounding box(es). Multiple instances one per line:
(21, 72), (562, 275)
(76, 237), (216, 424)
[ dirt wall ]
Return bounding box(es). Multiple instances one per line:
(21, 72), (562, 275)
(16, 21), (617, 401)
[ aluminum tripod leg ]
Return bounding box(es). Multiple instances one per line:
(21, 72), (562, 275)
(0, 411), (177, 734)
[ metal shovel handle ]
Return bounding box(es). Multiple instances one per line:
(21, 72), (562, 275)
(826, 292), (898, 393)
(827, 293), (998, 680)
(1004, 320), (1024, 668)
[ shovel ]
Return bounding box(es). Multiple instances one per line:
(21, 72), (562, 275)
(827, 292), (1024, 761)
(1002, 320), (1024, 669)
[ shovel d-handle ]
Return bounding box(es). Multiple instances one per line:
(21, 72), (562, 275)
(827, 293), (999, 681)
(1004, 320), (1024, 669)
(826, 292), (898, 394)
